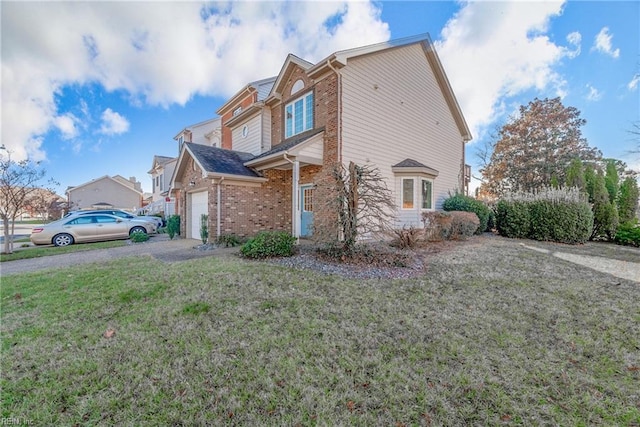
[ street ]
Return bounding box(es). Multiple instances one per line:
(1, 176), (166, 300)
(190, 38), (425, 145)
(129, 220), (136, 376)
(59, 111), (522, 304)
(0, 222), (39, 243)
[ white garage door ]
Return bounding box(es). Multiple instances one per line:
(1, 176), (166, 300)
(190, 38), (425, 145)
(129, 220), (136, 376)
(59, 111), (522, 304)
(189, 191), (208, 240)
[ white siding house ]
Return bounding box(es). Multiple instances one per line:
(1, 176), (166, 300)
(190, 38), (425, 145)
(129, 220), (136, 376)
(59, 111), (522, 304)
(339, 39), (470, 226)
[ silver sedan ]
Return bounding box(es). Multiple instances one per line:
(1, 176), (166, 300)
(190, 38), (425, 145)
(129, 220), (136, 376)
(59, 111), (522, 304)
(30, 214), (156, 246)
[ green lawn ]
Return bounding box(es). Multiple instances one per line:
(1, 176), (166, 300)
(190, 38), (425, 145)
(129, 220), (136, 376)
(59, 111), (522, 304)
(1, 240), (639, 425)
(0, 240), (128, 262)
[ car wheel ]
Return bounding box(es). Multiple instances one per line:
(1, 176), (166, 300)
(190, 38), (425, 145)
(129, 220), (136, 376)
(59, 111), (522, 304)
(129, 226), (147, 236)
(53, 233), (74, 247)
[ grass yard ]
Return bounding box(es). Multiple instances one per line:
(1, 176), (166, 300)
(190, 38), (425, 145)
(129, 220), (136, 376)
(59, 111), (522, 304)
(1, 237), (639, 425)
(0, 240), (129, 262)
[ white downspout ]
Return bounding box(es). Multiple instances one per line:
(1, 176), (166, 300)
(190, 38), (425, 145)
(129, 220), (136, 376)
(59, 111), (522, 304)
(216, 177), (224, 238)
(284, 153), (300, 240)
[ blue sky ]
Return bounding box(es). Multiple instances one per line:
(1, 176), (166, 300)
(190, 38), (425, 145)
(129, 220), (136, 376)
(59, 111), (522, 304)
(1, 1), (638, 194)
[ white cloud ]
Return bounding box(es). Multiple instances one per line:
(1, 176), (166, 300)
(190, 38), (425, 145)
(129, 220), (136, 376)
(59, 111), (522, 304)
(566, 31), (582, 58)
(629, 74), (640, 91)
(434, 1), (572, 141)
(0, 1), (389, 161)
(585, 84), (602, 101)
(99, 109), (130, 135)
(53, 113), (79, 140)
(592, 27), (620, 58)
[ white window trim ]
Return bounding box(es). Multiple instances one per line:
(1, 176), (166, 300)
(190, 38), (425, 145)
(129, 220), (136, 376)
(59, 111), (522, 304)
(285, 91), (313, 139)
(420, 178), (434, 211)
(401, 178), (415, 210)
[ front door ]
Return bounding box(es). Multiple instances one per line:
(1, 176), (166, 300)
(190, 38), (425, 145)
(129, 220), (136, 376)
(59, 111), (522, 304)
(300, 184), (314, 237)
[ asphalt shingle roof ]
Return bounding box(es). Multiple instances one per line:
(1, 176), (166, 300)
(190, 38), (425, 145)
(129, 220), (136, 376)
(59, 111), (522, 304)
(185, 143), (261, 178)
(393, 159), (430, 168)
(250, 127), (325, 162)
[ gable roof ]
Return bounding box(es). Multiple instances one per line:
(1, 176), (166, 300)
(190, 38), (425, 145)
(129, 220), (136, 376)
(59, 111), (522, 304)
(216, 76), (277, 116)
(170, 143), (265, 187)
(301, 33), (472, 142)
(148, 155), (176, 173)
(173, 117), (221, 140)
(66, 175), (143, 195)
(269, 54), (315, 99)
(186, 143), (259, 177)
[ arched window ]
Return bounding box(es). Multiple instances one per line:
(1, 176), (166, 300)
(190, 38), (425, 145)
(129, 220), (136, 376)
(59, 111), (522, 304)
(291, 79), (304, 95)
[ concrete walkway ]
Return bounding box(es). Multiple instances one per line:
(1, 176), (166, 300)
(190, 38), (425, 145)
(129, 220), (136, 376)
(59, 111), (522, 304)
(521, 243), (640, 283)
(0, 236), (236, 277)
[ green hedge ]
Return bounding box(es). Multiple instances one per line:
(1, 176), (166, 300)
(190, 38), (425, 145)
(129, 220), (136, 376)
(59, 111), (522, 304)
(528, 200), (593, 244)
(240, 231), (297, 258)
(495, 188), (593, 244)
(495, 200), (530, 239)
(442, 193), (490, 234)
(614, 221), (640, 247)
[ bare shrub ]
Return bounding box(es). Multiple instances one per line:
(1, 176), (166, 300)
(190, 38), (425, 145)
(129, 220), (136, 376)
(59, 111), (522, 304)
(390, 226), (424, 249)
(422, 211), (479, 241)
(314, 161), (395, 255)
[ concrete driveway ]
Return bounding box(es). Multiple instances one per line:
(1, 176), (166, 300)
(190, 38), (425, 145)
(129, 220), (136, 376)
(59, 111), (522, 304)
(0, 235), (236, 277)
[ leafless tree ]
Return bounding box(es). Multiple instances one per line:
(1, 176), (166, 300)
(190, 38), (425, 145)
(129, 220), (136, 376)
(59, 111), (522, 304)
(315, 161), (395, 254)
(0, 147), (58, 253)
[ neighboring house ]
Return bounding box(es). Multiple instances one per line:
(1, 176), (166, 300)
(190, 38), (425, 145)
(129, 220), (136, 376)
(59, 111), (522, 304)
(66, 175), (143, 212)
(146, 155), (177, 216)
(146, 118), (223, 217)
(174, 117), (222, 150)
(2, 188), (66, 220)
(170, 33), (471, 241)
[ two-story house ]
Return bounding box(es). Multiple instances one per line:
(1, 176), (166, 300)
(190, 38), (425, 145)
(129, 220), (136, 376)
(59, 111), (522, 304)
(147, 117), (222, 217)
(146, 155), (177, 216)
(66, 175), (144, 211)
(170, 33), (472, 241)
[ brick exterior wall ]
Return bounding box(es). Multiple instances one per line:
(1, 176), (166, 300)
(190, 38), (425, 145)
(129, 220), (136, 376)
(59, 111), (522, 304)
(269, 65), (341, 241)
(176, 63), (341, 241)
(176, 157), (323, 238)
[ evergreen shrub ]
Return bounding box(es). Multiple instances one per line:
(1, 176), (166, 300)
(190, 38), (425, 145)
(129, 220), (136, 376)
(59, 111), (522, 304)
(496, 187), (592, 244)
(166, 215), (180, 240)
(495, 200), (530, 239)
(613, 221), (640, 247)
(442, 193), (490, 234)
(240, 231), (297, 258)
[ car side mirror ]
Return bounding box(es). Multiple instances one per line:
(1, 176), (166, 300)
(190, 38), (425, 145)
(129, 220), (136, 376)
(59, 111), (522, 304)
(116, 218), (123, 223)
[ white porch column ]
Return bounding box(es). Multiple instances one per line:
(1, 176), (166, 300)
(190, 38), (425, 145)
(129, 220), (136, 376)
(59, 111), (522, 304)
(292, 160), (300, 239)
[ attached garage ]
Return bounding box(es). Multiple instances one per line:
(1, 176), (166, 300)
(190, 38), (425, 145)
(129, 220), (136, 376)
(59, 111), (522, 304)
(188, 190), (208, 240)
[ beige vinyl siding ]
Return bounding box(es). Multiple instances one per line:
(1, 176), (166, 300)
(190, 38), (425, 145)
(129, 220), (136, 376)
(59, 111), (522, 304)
(340, 43), (464, 226)
(161, 161), (176, 194)
(261, 109), (272, 153)
(68, 178), (141, 210)
(297, 133), (324, 161)
(189, 118), (221, 146)
(232, 115), (262, 155)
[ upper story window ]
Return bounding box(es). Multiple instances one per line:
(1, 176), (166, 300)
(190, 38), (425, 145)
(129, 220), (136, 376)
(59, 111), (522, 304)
(233, 107), (242, 116)
(285, 91), (313, 138)
(291, 79), (304, 95)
